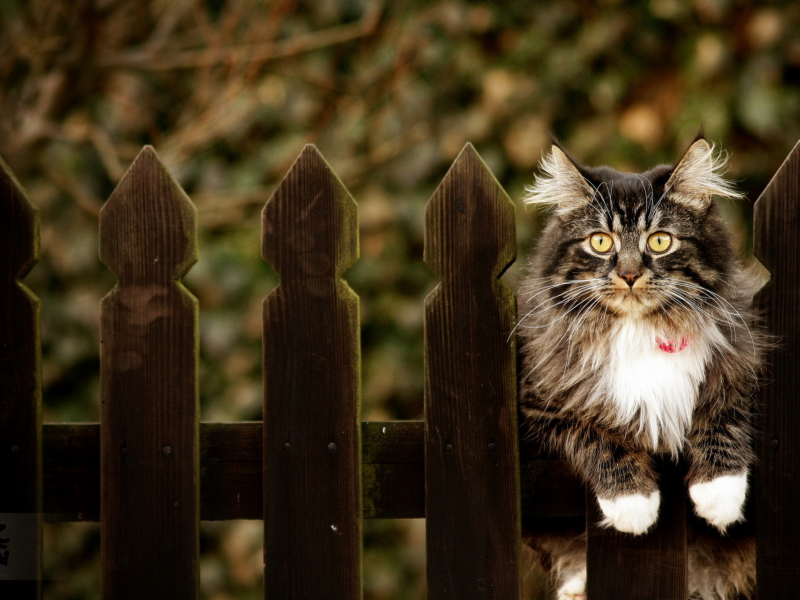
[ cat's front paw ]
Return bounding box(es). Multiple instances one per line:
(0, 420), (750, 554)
(597, 491), (660, 535)
(557, 568), (586, 600)
(689, 472), (747, 533)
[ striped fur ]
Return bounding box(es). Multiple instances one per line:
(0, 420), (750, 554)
(519, 139), (766, 599)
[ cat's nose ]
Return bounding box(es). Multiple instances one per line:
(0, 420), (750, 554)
(619, 271), (641, 286)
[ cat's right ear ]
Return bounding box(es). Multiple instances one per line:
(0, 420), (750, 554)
(524, 145), (594, 216)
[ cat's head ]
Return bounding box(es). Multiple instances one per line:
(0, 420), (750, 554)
(523, 137), (743, 319)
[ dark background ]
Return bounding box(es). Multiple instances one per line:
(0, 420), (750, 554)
(2, 0), (799, 597)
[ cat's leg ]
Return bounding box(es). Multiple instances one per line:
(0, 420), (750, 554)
(525, 529), (587, 600)
(687, 524), (756, 600)
(686, 379), (754, 533)
(523, 406), (659, 535)
(556, 567), (586, 600)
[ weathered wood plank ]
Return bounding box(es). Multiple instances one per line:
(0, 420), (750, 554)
(424, 144), (521, 600)
(362, 421), (424, 519)
(753, 140), (800, 598)
(520, 460), (584, 521)
(262, 145), (361, 599)
(200, 422), (262, 521)
(42, 424), (101, 522)
(41, 422), (583, 521)
(362, 463), (424, 519)
(99, 147), (199, 599)
(363, 420), (424, 464)
(587, 459), (687, 599)
(0, 157), (42, 595)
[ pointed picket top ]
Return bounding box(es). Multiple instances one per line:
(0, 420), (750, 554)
(0, 155), (42, 595)
(424, 142), (520, 600)
(262, 144), (358, 282)
(100, 146), (197, 284)
(424, 143), (516, 283)
(100, 145), (199, 598)
(261, 144), (362, 598)
(753, 140), (800, 595)
(0, 156), (39, 282)
(754, 140), (800, 275)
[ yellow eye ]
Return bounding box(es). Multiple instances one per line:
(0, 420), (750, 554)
(647, 232), (672, 253)
(590, 233), (614, 253)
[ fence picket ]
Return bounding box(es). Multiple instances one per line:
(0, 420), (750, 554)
(753, 140), (800, 597)
(424, 144), (520, 600)
(99, 147), (199, 599)
(262, 145), (361, 599)
(586, 460), (687, 599)
(0, 157), (42, 596)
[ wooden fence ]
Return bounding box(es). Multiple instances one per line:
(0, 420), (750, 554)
(1, 140), (799, 599)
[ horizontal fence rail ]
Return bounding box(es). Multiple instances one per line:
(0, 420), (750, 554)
(40, 421), (583, 522)
(1, 140), (799, 599)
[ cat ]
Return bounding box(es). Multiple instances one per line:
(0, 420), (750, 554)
(517, 136), (766, 600)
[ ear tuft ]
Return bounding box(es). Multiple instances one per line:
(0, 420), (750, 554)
(665, 139), (743, 210)
(524, 145), (594, 215)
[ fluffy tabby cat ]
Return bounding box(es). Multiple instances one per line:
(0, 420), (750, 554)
(518, 137), (765, 600)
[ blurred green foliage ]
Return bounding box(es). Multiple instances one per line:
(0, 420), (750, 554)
(2, 0), (800, 598)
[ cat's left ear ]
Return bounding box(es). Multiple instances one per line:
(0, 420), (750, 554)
(665, 139), (743, 210)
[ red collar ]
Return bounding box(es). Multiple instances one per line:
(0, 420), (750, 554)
(656, 336), (690, 353)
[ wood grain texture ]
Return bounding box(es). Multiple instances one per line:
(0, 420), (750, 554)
(42, 423), (100, 522)
(0, 157), (42, 595)
(262, 145), (361, 599)
(99, 147), (199, 599)
(520, 460), (584, 521)
(201, 422), (262, 520)
(424, 144), (521, 600)
(41, 422), (583, 522)
(362, 421), (424, 519)
(753, 140), (800, 597)
(587, 459), (687, 599)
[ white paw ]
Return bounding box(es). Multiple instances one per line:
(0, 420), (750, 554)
(557, 568), (586, 600)
(689, 472), (747, 532)
(597, 491), (660, 535)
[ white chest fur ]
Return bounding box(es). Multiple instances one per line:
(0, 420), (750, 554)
(601, 318), (715, 451)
